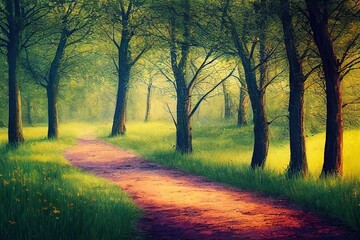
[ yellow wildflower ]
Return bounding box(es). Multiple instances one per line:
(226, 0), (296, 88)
(52, 209), (60, 214)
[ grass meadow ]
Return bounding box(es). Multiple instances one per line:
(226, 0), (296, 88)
(0, 123), (140, 240)
(99, 121), (360, 231)
(1, 121), (359, 238)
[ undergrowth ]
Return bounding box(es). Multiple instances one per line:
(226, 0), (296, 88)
(0, 123), (140, 240)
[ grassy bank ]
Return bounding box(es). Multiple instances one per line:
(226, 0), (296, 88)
(100, 121), (360, 231)
(0, 123), (140, 240)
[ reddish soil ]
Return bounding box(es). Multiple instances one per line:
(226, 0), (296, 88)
(65, 138), (359, 240)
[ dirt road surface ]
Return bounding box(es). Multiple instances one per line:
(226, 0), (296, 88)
(65, 138), (359, 239)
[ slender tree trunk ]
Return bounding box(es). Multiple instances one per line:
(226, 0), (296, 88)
(176, 87), (192, 153)
(7, 0), (24, 145)
(25, 92), (33, 126)
(144, 82), (152, 122)
(237, 84), (248, 126)
(240, 55), (269, 168)
(46, 29), (67, 139)
(111, 18), (131, 136)
(112, 73), (129, 135)
(251, 0), (269, 169)
(280, 0), (308, 177)
(222, 82), (232, 119)
(46, 86), (58, 138)
(233, 46), (269, 169)
(229, 0), (269, 169)
(306, 0), (343, 177)
(237, 65), (248, 126)
(250, 90), (269, 169)
(169, 0), (192, 153)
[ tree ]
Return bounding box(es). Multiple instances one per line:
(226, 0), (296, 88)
(223, 0), (280, 168)
(305, 0), (360, 176)
(0, 54), (7, 127)
(23, 0), (97, 139)
(221, 81), (233, 119)
(141, 69), (158, 122)
(279, 0), (308, 177)
(235, 65), (248, 126)
(151, 0), (235, 153)
(0, 0), (46, 145)
(102, 0), (149, 136)
(1, 0), (25, 145)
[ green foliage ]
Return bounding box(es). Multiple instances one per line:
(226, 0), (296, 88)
(101, 121), (360, 230)
(0, 124), (140, 239)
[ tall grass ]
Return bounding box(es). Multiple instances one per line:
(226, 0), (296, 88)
(100, 121), (360, 231)
(0, 123), (140, 240)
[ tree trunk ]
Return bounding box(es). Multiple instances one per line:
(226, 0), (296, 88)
(251, 0), (269, 169)
(232, 44), (269, 169)
(306, 0), (343, 177)
(46, 29), (67, 139)
(222, 82), (232, 119)
(280, 0), (308, 177)
(111, 20), (131, 136)
(250, 90), (269, 169)
(240, 55), (269, 169)
(176, 88), (192, 153)
(47, 86), (58, 139)
(112, 75), (129, 135)
(25, 92), (33, 126)
(237, 83), (248, 126)
(229, 0), (269, 169)
(170, 0), (192, 154)
(144, 82), (152, 122)
(7, 0), (24, 145)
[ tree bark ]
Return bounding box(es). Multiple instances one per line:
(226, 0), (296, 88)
(237, 65), (248, 126)
(144, 81), (152, 122)
(47, 29), (68, 139)
(25, 92), (33, 126)
(250, 89), (269, 169)
(237, 83), (248, 126)
(279, 0), (308, 177)
(306, 0), (343, 177)
(46, 86), (58, 139)
(251, 0), (269, 169)
(169, 0), (192, 153)
(238, 52), (269, 169)
(112, 70), (129, 135)
(111, 27), (131, 136)
(176, 87), (192, 153)
(234, 51), (269, 169)
(7, 0), (24, 145)
(222, 82), (232, 119)
(229, 0), (269, 169)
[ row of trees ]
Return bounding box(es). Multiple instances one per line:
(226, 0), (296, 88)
(1, 0), (359, 178)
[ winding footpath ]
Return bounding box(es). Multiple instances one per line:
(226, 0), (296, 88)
(64, 138), (358, 239)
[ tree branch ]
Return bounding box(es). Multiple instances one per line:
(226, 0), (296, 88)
(164, 102), (177, 127)
(130, 45), (150, 66)
(189, 66), (236, 119)
(342, 97), (360, 108)
(267, 114), (289, 125)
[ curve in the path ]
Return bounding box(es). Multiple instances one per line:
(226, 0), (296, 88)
(64, 139), (358, 240)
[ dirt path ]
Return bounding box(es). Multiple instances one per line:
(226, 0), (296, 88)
(64, 139), (358, 239)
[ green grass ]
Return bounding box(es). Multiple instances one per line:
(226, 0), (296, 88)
(100, 121), (360, 231)
(0, 123), (141, 240)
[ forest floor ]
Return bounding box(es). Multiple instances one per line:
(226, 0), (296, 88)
(64, 137), (359, 240)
